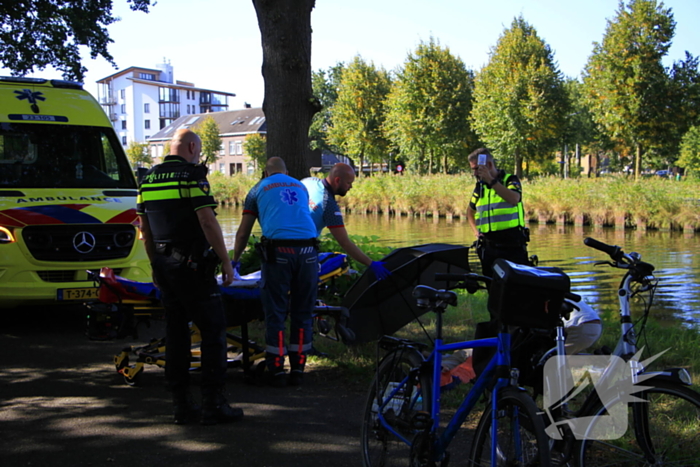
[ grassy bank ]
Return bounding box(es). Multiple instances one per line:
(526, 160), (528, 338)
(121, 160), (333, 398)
(210, 172), (700, 232)
(307, 290), (700, 393)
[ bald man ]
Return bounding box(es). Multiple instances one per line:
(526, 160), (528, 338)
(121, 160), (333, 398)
(138, 129), (242, 425)
(302, 163), (390, 281)
(232, 157), (319, 388)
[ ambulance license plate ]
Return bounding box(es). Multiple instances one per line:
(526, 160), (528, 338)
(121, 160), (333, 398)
(58, 288), (100, 301)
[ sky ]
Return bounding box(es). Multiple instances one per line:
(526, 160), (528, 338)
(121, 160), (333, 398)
(3, 0), (700, 109)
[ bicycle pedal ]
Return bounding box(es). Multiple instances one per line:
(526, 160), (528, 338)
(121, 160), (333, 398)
(411, 411), (432, 430)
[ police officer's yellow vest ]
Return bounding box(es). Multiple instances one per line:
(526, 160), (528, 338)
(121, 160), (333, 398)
(475, 173), (525, 233)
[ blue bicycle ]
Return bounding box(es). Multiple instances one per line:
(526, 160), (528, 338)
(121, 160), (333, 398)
(360, 266), (568, 467)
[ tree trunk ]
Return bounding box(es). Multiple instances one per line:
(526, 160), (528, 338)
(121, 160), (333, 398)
(634, 143), (641, 181)
(253, 0), (318, 180)
(514, 150), (523, 178)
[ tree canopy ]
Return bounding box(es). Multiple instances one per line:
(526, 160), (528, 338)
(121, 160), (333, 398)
(328, 56), (391, 172)
(384, 38), (477, 174)
(243, 133), (267, 172)
(193, 116), (223, 167)
(583, 0), (678, 179)
(471, 16), (567, 177)
(0, 0), (153, 82)
(126, 141), (150, 168)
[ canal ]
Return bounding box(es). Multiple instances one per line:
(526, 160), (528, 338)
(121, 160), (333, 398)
(217, 207), (700, 328)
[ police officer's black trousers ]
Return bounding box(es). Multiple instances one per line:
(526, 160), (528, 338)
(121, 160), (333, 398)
(152, 254), (228, 395)
(478, 243), (529, 278)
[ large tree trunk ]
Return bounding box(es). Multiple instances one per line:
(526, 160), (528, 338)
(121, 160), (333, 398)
(253, 0), (319, 180)
(634, 143), (642, 181)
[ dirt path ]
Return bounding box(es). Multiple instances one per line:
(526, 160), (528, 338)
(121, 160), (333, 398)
(0, 309), (367, 467)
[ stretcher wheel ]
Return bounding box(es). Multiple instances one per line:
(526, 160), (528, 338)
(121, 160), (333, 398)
(114, 351), (130, 373)
(123, 369), (142, 386)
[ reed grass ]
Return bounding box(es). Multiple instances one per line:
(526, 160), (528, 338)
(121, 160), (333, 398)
(211, 173), (700, 231)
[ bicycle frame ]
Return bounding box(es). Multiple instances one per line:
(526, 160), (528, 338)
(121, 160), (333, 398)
(375, 304), (518, 465)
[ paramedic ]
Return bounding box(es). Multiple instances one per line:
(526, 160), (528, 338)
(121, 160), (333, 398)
(232, 157), (318, 388)
(301, 163), (391, 281)
(137, 129), (243, 425)
(466, 148), (529, 278)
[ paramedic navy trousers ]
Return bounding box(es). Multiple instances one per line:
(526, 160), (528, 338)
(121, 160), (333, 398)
(260, 245), (318, 370)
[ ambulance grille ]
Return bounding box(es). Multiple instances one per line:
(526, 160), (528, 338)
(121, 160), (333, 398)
(22, 225), (136, 261)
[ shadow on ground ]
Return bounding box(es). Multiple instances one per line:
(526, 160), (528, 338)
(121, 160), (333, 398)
(0, 307), (365, 467)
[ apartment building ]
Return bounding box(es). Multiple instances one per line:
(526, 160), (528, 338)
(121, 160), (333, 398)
(96, 61), (235, 147)
(148, 107), (267, 175)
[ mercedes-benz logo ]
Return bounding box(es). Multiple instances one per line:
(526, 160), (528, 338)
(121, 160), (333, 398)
(73, 231), (96, 254)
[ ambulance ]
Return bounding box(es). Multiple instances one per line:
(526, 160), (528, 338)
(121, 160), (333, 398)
(0, 76), (151, 309)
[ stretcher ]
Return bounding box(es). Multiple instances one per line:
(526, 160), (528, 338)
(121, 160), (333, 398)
(85, 252), (353, 386)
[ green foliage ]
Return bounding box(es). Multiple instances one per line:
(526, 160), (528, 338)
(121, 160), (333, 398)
(243, 133), (267, 171)
(0, 0), (153, 82)
(310, 63), (345, 154)
(678, 126), (700, 175)
(328, 55), (392, 170)
(125, 141), (150, 168)
(471, 16), (568, 177)
(193, 115), (222, 167)
(582, 0), (677, 178)
(384, 37), (478, 175)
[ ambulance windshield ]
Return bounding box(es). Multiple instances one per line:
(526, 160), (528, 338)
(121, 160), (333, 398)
(0, 123), (137, 189)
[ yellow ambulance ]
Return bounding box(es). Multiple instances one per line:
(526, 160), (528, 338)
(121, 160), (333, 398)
(0, 76), (151, 309)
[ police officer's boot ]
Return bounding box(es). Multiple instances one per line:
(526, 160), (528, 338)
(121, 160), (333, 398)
(200, 386), (244, 425)
(172, 390), (201, 425)
(288, 352), (306, 387)
(265, 352), (287, 388)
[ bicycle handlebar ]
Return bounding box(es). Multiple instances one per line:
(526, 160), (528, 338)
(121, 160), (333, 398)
(584, 237), (623, 259)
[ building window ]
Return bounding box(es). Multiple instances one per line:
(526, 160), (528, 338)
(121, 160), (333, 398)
(235, 141), (243, 155)
(144, 103), (150, 113)
(229, 141), (235, 154)
(121, 120), (127, 130)
(219, 143), (225, 156)
(139, 72), (155, 80)
(120, 104), (126, 114)
(145, 120), (150, 129)
(122, 136), (127, 145)
(159, 87), (179, 103)
(120, 89), (125, 99)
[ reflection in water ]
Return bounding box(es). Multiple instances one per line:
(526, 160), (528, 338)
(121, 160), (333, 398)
(217, 207), (700, 327)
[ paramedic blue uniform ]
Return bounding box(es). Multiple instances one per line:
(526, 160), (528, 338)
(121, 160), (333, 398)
(242, 173), (318, 374)
(302, 177), (345, 236)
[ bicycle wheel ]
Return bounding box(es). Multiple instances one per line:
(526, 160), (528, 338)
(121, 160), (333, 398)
(576, 380), (700, 466)
(361, 347), (432, 467)
(469, 386), (552, 467)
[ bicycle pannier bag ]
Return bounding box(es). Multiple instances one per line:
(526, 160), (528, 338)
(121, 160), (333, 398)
(488, 259), (570, 328)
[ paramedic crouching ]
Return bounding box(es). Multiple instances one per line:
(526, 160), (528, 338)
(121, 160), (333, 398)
(137, 129), (243, 425)
(466, 148), (530, 278)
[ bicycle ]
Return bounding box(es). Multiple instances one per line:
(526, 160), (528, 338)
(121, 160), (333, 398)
(518, 237), (700, 466)
(360, 266), (569, 467)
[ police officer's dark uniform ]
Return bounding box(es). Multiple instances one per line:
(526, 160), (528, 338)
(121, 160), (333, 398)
(137, 155), (241, 425)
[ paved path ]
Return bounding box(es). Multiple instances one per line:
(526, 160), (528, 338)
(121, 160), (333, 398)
(1, 309), (366, 467)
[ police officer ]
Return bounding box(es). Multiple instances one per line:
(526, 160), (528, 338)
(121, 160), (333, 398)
(466, 148), (529, 278)
(137, 129), (243, 425)
(232, 157), (318, 388)
(301, 163), (390, 281)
